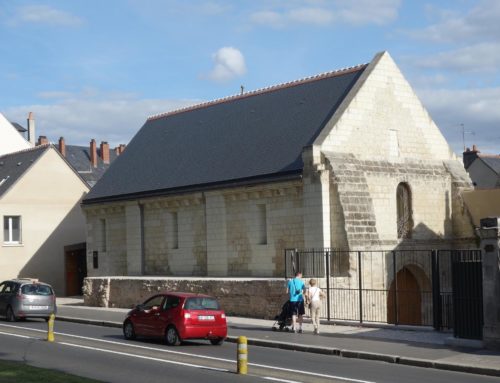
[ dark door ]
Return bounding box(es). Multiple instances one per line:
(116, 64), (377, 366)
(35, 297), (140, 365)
(452, 250), (483, 339)
(65, 247), (87, 296)
(388, 267), (422, 325)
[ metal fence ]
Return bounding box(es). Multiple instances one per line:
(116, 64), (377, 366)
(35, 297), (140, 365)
(284, 248), (482, 334)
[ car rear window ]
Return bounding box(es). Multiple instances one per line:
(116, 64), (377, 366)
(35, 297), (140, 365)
(21, 284), (53, 296)
(184, 297), (220, 310)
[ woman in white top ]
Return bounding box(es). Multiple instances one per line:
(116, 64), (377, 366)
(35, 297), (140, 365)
(306, 279), (325, 334)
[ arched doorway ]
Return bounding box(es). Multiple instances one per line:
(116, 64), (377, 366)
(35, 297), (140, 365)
(387, 267), (421, 325)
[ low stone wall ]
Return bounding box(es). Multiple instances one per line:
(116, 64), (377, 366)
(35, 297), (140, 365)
(83, 277), (289, 320)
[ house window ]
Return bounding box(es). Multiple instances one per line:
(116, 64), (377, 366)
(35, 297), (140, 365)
(100, 219), (107, 252)
(3, 216), (21, 244)
(168, 212), (179, 249)
(257, 204), (267, 245)
(396, 183), (413, 239)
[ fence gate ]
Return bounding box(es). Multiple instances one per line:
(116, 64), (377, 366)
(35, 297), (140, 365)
(451, 250), (483, 340)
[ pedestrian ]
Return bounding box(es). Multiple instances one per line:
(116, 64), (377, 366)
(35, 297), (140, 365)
(286, 271), (305, 333)
(306, 278), (325, 334)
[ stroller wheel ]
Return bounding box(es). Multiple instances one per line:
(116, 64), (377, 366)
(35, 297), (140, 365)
(272, 326), (277, 331)
(285, 327), (290, 332)
(279, 323), (285, 331)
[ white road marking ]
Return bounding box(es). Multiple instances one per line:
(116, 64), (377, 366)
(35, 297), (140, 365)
(0, 323), (376, 383)
(263, 377), (303, 383)
(0, 330), (36, 340)
(59, 342), (229, 372)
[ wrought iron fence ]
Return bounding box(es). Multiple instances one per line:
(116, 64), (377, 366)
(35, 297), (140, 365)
(284, 248), (481, 333)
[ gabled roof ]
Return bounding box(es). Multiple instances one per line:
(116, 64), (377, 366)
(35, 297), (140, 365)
(83, 63), (367, 204)
(65, 145), (117, 187)
(0, 145), (49, 197)
(481, 157), (500, 175)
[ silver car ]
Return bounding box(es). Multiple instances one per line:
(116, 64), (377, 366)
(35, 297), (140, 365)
(0, 279), (57, 321)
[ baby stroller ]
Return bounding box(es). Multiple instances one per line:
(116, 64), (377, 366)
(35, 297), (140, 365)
(271, 300), (293, 331)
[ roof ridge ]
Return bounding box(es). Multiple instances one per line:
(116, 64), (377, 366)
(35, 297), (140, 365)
(0, 144), (50, 160)
(147, 63), (368, 121)
(478, 153), (500, 159)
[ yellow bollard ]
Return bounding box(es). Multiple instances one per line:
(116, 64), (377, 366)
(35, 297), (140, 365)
(47, 313), (55, 342)
(237, 336), (248, 374)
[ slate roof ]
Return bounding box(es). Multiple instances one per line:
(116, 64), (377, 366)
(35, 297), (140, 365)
(481, 157), (500, 175)
(65, 145), (117, 187)
(0, 145), (49, 198)
(83, 64), (367, 204)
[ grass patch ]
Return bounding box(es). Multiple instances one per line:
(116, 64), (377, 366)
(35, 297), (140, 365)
(0, 360), (102, 383)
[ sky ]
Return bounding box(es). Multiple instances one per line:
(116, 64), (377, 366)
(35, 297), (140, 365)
(1, 0), (499, 155)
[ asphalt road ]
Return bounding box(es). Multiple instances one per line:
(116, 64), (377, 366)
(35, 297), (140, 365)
(0, 320), (499, 383)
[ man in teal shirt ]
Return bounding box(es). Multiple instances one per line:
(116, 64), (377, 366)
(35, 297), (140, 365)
(286, 271), (305, 333)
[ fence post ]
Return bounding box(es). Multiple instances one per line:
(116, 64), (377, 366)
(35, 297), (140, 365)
(392, 251), (398, 326)
(325, 250), (331, 321)
(431, 249), (442, 331)
(358, 251), (363, 324)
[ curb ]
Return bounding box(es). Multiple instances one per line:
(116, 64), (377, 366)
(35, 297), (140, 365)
(57, 316), (500, 378)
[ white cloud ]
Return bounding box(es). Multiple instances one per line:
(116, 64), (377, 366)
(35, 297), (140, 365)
(10, 5), (83, 27)
(413, 43), (500, 73)
(207, 47), (247, 83)
(249, 0), (400, 28)
(1, 90), (198, 147)
(417, 86), (500, 154)
(408, 0), (500, 43)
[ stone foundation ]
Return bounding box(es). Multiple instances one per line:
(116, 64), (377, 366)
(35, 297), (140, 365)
(83, 277), (289, 319)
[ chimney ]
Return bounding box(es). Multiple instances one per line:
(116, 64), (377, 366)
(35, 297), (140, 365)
(114, 146), (120, 156)
(37, 135), (48, 146)
(27, 112), (35, 145)
(90, 139), (98, 168)
(100, 141), (110, 164)
(463, 144), (480, 169)
(58, 137), (66, 157)
(118, 144), (126, 154)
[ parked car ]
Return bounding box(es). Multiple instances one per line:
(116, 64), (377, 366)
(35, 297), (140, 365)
(123, 292), (227, 346)
(0, 279), (57, 322)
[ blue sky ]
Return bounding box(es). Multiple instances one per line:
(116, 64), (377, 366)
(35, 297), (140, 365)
(1, 0), (499, 155)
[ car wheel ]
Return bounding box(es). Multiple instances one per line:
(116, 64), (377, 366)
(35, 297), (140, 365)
(123, 320), (136, 340)
(210, 337), (224, 346)
(6, 307), (17, 322)
(165, 326), (181, 346)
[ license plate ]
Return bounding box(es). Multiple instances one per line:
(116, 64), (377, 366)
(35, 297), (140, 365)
(29, 305), (49, 310)
(198, 315), (215, 320)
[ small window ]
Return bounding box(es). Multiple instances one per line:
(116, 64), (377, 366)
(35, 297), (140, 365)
(168, 212), (179, 249)
(143, 295), (165, 310)
(100, 219), (107, 252)
(396, 183), (413, 239)
(3, 216), (21, 244)
(257, 204), (267, 245)
(163, 296), (180, 310)
(389, 130), (400, 157)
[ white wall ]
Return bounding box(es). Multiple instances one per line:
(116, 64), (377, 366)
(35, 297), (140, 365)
(0, 113), (31, 156)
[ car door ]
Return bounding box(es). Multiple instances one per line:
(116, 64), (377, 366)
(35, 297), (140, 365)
(150, 295), (181, 336)
(0, 282), (7, 315)
(134, 295), (166, 336)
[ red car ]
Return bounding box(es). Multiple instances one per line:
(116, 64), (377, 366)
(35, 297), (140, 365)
(123, 292), (227, 346)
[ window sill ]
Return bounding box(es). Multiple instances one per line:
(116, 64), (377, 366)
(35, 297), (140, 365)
(2, 243), (24, 247)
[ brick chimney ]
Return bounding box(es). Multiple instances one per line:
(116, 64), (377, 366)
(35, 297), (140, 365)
(463, 144), (480, 169)
(90, 139), (98, 168)
(100, 141), (110, 164)
(27, 112), (35, 145)
(118, 144), (126, 154)
(37, 135), (48, 146)
(114, 146), (120, 156)
(58, 137), (66, 157)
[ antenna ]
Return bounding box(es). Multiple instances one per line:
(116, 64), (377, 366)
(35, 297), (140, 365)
(461, 123), (475, 152)
(240, 85), (244, 95)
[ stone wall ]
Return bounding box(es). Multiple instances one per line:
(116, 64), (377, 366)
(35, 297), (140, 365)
(83, 277), (289, 320)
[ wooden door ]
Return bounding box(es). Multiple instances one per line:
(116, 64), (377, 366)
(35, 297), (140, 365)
(387, 267), (421, 325)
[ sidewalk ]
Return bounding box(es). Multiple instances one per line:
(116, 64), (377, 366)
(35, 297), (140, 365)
(56, 297), (500, 378)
